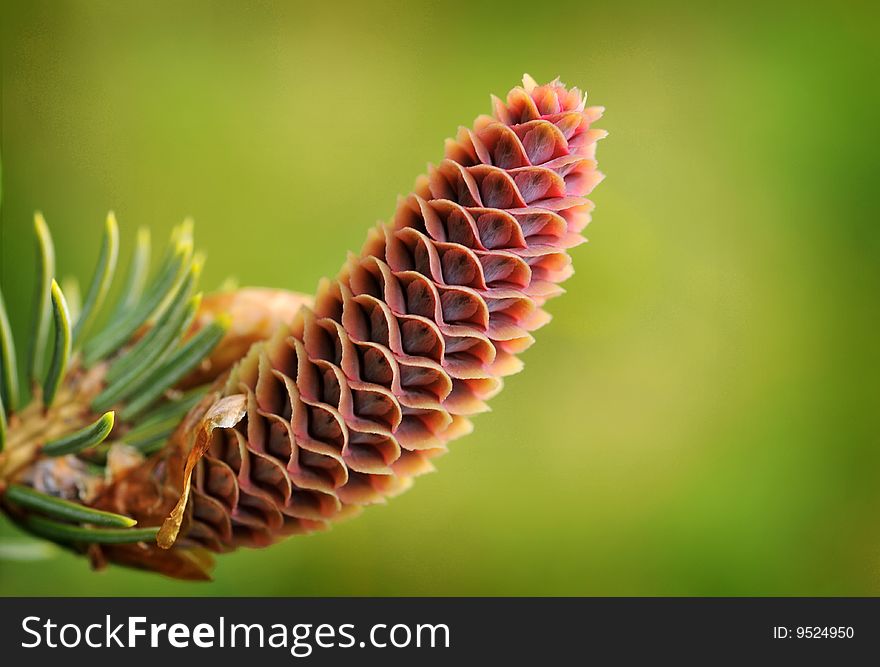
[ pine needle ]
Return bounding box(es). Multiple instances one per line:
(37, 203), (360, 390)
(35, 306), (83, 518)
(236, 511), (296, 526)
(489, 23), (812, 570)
(42, 280), (72, 409)
(73, 212), (119, 345)
(42, 411), (115, 457)
(4, 484), (136, 527)
(0, 286), (18, 415)
(24, 515), (158, 544)
(28, 213), (55, 385)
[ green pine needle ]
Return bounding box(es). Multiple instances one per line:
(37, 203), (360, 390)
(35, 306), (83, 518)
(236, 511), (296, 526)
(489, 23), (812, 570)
(3, 484), (136, 528)
(73, 212), (119, 345)
(121, 316), (229, 420)
(0, 538), (59, 562)
(0, 393), (6, 452)
(23, 515), (158, 545)
(0, 286), (19, 414)
(172, 217), (194, 247)
(28, 213), (55, 385)
(42, 411), (115, 457)
(60, 276), (82, 325)
(113, 226), (151, 316)
(42, 280), (72, 409)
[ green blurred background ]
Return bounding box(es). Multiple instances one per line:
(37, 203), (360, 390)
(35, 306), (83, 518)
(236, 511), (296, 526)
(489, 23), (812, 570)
(0, 0), (877, 596)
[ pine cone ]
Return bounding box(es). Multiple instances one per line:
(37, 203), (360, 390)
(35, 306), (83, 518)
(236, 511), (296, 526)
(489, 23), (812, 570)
(100, 75), (606, 569)
(43, 75), (609, 578)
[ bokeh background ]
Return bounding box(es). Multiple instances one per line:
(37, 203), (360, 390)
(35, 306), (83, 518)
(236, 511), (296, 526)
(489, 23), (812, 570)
(1, 0), (877, 596)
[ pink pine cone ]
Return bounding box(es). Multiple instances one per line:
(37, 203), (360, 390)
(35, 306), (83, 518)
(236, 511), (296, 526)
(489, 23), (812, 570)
(158, 76), (606, 555)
